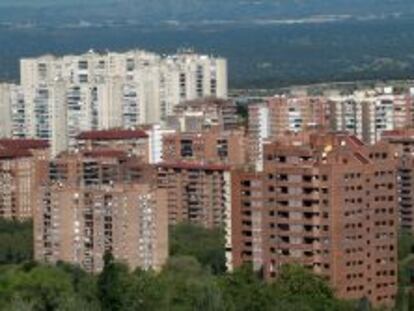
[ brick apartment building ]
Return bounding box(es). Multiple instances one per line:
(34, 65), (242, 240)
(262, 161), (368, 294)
(157, 161), (232, 228)
(76, 129), (150, 163)
(267, 96), (329, 137)
(248, 89), (414, 169)
(162, 126), (246, 166)
(0, 139), (49, 219)
(34, 148), (167, 273)
(228, 132), (398, 308)
(247, 96), (329, 170)
(382, 129), (414, 233)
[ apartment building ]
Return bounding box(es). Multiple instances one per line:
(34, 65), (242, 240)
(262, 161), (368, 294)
(0, 139), (49, 219)
(166, 98), (238, 132)
(32, 81), (68, 156)
(382, 129), (414, 233)
(247, 96), (329, 170)
(34, 148), (166, 273)
(247, 102), (271, 171)
(162, 126), (246, 166)
(248, 88), (414, 169)
(35, 183), (168, 273)
(228, 132), (398, 308)
(76, 129), (150, 162)
(20, 51), (227, 121)
(328, 88), (414, 144)
(0, 83), (26, 138)
(0, 84), (13, 138)
(267, 96), (330, 136)
(146, 124), (176, 164)
(156, 162), (231, 228)
(2, 78), (69, 156)
(328, 95), (364, 140)
(3, 50), (226, 155)
(76, 126), (177, 164)
(0, 148), (35, 220)
(382, 129), (414, 155)
(47, 149), (155, 186)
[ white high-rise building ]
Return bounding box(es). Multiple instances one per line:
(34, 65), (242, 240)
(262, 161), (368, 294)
(329, 95), (364, 140)
(14, 49), (227, 155)
(146, 124), (176, 164)
(328, 87), (413, 144)
(31, 81), (68, 155)
(247, 103), (270, 171)
(0, 84), (13, 138)
(0, 83), (26, 138)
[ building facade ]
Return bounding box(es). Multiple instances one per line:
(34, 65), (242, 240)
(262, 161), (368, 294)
(76, 129), (150, 163)
(0, 83), (26, 138)
(162, 126), (246, 166)
(0, 50), (227, 155)
(228, 132), (398, 308)
(0, 139), (49, 220)
(247, 96), (329, 170)
(157, 162), (231, 228)
(382, 130), (414, 233)
(248, 88), (414, 169)
(166, 98), (238, 132)
(329, 89), (413, 144)
(35, 183), (168, 273)
(34, 148), (167, 272)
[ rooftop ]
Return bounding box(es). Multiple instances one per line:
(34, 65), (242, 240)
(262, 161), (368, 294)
(382, 129), (414, 140)
(82, 149), (129, 159)
(77, 129), (149, 141)
(0, 148), (32, 160)
(0, 139), (49, 150)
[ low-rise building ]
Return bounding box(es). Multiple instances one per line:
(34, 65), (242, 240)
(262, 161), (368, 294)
(162, 126), (246, 166)
(0, 139), (49, 220)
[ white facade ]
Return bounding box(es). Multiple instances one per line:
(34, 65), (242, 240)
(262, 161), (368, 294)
(146, 124), (176, 164)
(329, 95), (364, 140)
(248, 103), (270, 171)
(0, 84), (13, 138)
(31, 81), (68, 155)
(328, 87), (412, 144)
(0, 84), (29, 139)
(5, 49), (227, 155)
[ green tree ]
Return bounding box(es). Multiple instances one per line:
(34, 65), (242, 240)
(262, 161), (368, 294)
(396, 230), (414, 311)
(125, 268), (168, 311)
(170, 223), (226, 274)
(355, 297), (371, 311)
(272, 265), (355, 311)
(398, 230), (414, 261)
(56, 262), (100, 310)
(0, 219), (33, 265)
(0, 264), (75, 311)
(161, 256), (224, 311)
(220, 265), (273, 311)
(97, 252), (131, 311)
(274, 265), (334, 300)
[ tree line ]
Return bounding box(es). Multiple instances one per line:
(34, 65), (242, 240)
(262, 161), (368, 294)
(0, 219), (412, 310)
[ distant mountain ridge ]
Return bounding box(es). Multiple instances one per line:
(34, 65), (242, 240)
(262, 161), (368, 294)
(1, 1), (414, 87)
(1, 0), (414, 24)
